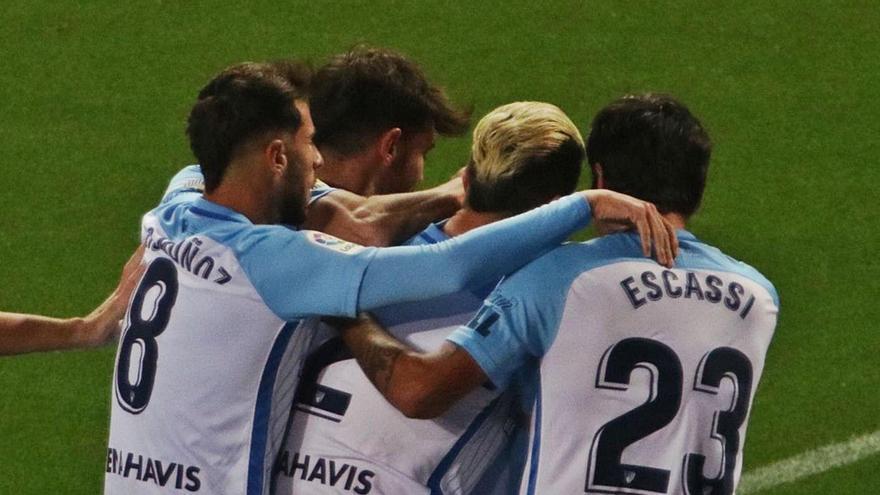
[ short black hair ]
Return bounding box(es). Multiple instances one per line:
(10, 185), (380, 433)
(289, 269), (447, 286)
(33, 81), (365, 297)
(186, 62), (308, 192)
(586, 93), (712, 217)
(310, 45), (470, 155)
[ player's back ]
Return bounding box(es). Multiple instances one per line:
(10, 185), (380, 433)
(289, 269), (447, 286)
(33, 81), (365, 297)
(507, 231), (778, 494)
(105, 194), (373, 495)
(278, 223), (520, 495)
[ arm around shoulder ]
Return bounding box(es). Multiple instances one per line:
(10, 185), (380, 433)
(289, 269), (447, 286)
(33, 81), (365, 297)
(332, 313), (488, 419)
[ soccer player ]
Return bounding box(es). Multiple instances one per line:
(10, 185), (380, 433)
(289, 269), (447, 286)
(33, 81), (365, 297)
(301, 46), (470, 246)
(277, 101), (585, 494)
(0, 246), (143, 356)
(104, 64), (674, 494)
(338, 93), (779, 494)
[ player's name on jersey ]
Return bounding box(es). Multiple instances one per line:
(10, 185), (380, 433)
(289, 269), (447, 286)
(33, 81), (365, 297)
(274, 450), (376, 494)
(106, 447), (201, 492)
(142, 228), (232, 285)
(620, 268), (757, 318)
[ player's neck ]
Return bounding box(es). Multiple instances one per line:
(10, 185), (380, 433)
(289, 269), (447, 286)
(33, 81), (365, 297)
(443, 208), (509, 237)
(664, 212), (687, 230)
(204, 163), (276, 225)
(318, 150), (376, 196)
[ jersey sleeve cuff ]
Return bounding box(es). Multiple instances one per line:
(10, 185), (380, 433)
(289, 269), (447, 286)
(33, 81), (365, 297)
(447, 330), (512, 390)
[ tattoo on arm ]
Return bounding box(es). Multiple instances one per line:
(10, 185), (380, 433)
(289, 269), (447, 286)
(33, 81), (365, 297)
(359, 342), (403, 393)
(334, 313), (408, 395)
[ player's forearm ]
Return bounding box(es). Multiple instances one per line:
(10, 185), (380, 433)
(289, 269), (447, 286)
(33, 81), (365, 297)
(354, 186), (461, 246)
(334, 314), (486, 419)
(0, 313), (92, 356)
(335, 314), (404, 392)
(0, 247), (145, 356)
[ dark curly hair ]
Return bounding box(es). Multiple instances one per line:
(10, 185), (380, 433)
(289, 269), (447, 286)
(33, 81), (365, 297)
(310, 46), (470, 155)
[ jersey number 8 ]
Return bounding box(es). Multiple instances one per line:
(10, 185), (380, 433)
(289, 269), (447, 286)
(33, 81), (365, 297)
(115, 257), (179, 414)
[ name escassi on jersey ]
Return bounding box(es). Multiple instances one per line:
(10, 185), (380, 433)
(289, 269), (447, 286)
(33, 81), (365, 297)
(620, 269), (758, 318)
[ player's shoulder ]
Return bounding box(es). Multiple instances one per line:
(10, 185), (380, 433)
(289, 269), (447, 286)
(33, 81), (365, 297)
(508, 233), (646, 282)
(216, 224), (368, 261)
(496, 233), (645, 302)
(160, 164), (206, 205)
(676, 231), (779, 306)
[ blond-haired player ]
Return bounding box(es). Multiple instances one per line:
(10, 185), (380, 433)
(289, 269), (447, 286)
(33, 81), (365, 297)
(278, 102), (590, 494)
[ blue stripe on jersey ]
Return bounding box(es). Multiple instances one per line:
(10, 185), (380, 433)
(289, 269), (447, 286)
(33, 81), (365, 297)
(426, 396), (502, 494)
(526, 373), (542, 495)
(247, 322), (298, 495)
(415, 221), (449, 245)
(309, 181), (336, 203)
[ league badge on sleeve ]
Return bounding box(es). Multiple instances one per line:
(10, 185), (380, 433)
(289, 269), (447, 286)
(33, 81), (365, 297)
(468, 304), (502, 337)
(305, 231), (365, 255)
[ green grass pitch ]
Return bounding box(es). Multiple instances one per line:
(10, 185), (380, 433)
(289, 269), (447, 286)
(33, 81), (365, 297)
(0, 1), (877, 493)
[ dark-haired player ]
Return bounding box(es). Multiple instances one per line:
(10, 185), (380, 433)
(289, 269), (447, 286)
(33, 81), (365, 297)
(303, 46), (473, 246)
(338, 93), (778, 495)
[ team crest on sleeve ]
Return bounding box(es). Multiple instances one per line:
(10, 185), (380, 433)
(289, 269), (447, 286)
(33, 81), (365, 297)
(306, 231), (365, 255)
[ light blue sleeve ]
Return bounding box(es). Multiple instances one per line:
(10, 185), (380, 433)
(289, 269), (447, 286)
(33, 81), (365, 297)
(357, 194), (591, 310)
(446, 246), (582, 389)
(232, 227), (378, 320)
(160, 165), (205, 205)
(447, 290), (541, 390)
(235, 194), (590, 321)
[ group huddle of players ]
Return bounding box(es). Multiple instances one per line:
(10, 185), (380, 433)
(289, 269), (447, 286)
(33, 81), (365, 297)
(0, 46), (778, 495)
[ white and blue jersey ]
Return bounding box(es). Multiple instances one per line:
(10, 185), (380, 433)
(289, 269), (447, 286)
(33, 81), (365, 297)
(105, 168), (594, 494)
(277, 223), (522, 495)
(449, 231), (779, 495)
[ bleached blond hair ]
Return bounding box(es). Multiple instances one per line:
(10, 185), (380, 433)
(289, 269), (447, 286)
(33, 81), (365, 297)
(466, 101), (585, 213)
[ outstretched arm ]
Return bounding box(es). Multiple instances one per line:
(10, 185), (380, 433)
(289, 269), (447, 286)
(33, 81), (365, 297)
(330, 313), (487, 419)
(302, 177), (463, 247)
(0, 246), (144, 356)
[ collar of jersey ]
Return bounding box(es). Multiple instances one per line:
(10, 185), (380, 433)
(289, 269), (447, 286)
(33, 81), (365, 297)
(189, 197), (253, 224)
(419, 221), (450, 244)
(676, 229), (698, 242)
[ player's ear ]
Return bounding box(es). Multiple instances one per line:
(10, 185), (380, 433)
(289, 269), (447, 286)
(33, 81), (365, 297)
(377, 128), (403, 166)
(591, 163), (605, 189)
(265, 139), (288, 176)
